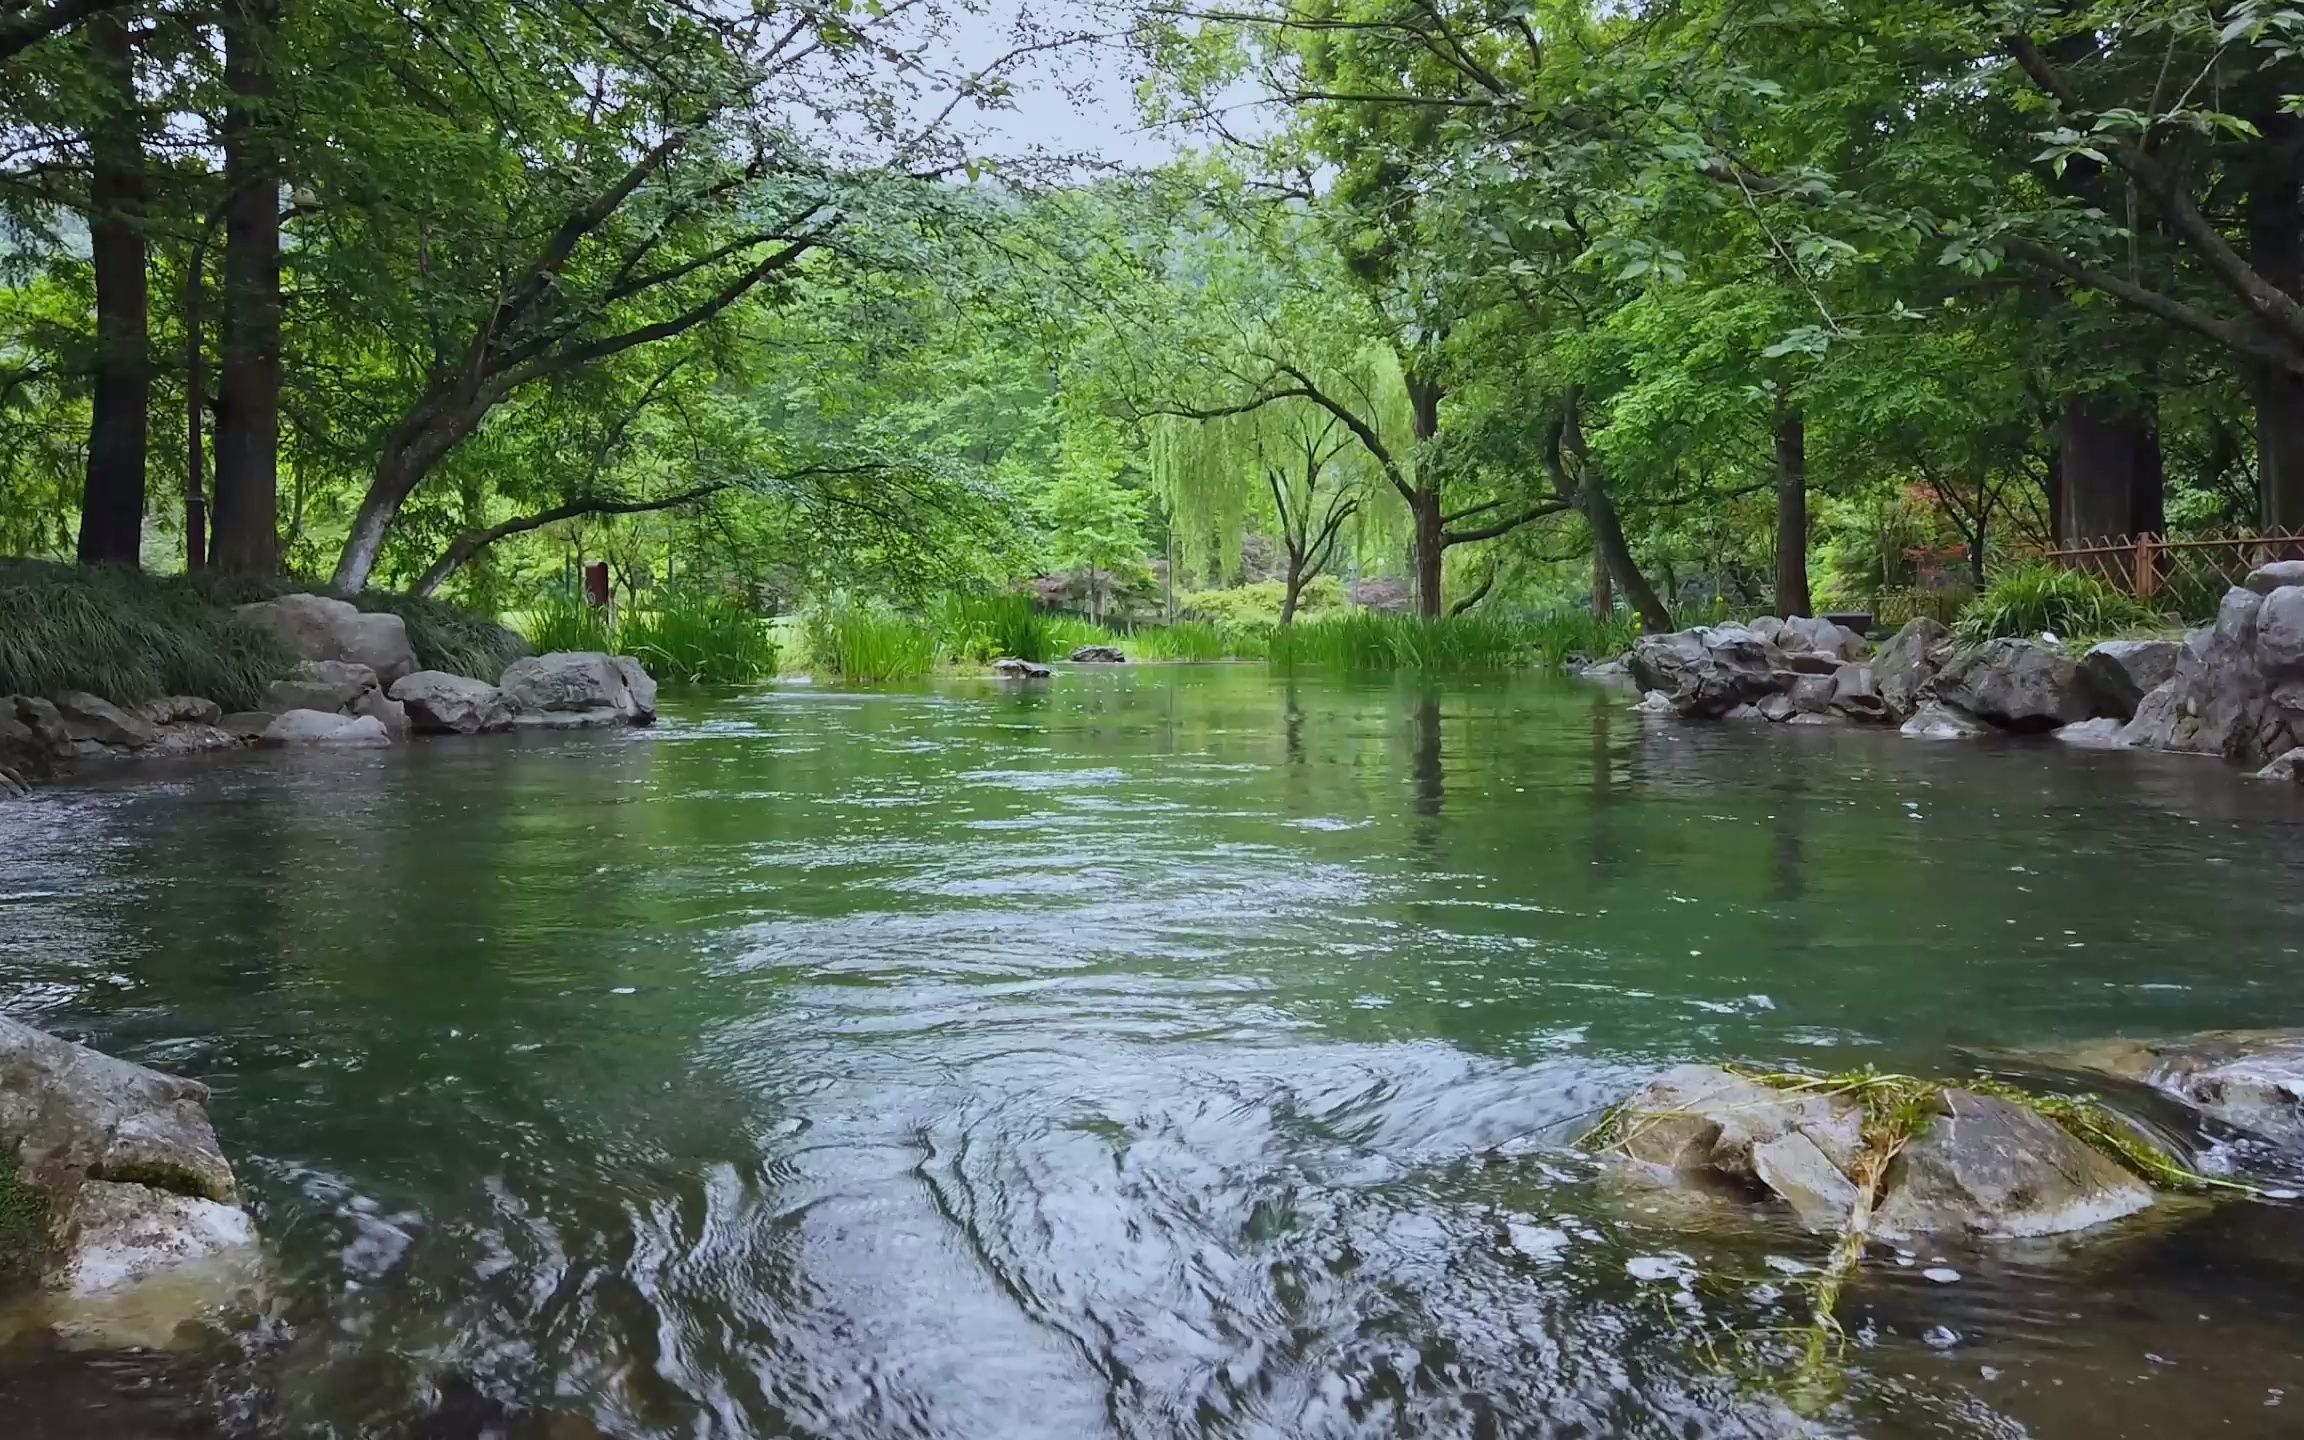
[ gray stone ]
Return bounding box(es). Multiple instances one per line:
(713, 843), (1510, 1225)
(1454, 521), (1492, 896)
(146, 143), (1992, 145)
(1934, 638), (2092, 731)
(2121, 587), (2304, 766)
(1871, 1088), (2154, 1240)
(2258, 587), (2304, 673)
(2255, 747), (2304, 783)
(1874, 617), (1953, 721)
(131, 696), (222, 728)
(2062, 1031), (2304, 1150)
(1755, 693), (1797, 722)
(1786, 651), (1841, 676)
(234, 593), (416, 684)
(991, 658), (1053, 680)
(1635, 689), (1675, 714)
(2244, 560), (2304, 596)
(0, 1015), (237, 1203)
(2078, 639), (2181, 721)
(2053, 717), (2133, 748)
(499, 652), (652, 725)
(13, 695), (69, 752)
(263, 659), (380, 716)
(609, 656), (658, 723)
(217, 711), (275, 740)
(1748, 615), (1788, 645)
(1779, 614), (1868, 661)
(1789, 673), (1837, 713)
(387, 671), (512, 735)
(1750, 1132), (1863, 1231)
(1900, 700), (1991, 740)
(50, 692), (158, 750)
(352, 690), (408, 742)
(1070, 644), (1127, 663)
(1577, 657), (1630, 681)
(1828, 664), (1890, 721)
(259, 710), (391, 747)
(1609, 1064), (1865, 1223)
(1628, 626), (1791, 719)
(1785, 711), (1843, 726)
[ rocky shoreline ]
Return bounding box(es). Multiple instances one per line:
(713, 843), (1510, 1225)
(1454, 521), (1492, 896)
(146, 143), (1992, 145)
(1608, 561), (2304, 784)
(1, 592), (658, 796)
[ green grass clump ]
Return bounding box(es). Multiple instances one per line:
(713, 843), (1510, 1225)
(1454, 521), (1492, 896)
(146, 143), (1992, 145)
(801, 593), (939, 681)
(1266, 612), (1531, 671)
(0, 1147), (49, 1289)
(0, 558), (293, 710)
(1128, 621), (1259, 661)
(520, 589), (618, 655)
(1952, 564), (2161, 644)
(1527, 606), (1637, 672)
(927, 592), (1053, 663)
(360, 591), (531, 681)
(1042, 613), (1119, 656)
(619, 590), (778, 686)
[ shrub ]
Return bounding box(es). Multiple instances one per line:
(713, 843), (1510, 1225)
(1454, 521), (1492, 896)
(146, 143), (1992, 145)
(620, 590), (778, 685)
(1178, 577), (1346, 628)
(1952, 565), (2160, 644)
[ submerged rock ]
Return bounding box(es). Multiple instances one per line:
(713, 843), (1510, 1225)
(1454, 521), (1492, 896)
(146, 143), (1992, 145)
(234, 593), (417, 684)
(1934, 639), (2092, 731)
(499, 652), (657, 728)
(388, 671), (513, 734)
(2059, 1031), (2304, 1151)
(1070, 644), (1126, 664)
(0, 1016), (260, 1348)
(2079, 639), (2181, 721)
(2052, 717), (2134, 748)
(1899, 700), (1991, 740)
(1870, 1088), (2153, 1240)
(1607, 1065), (1865, 1230)
(2255, 747), (2304, 783)
(991, 658), (1052, 679)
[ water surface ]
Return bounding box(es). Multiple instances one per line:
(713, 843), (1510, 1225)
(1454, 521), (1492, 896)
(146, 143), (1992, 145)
(6, 666), (2304, 1437)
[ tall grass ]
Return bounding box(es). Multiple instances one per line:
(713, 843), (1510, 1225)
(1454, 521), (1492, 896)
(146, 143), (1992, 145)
(1952, 565), (2160, 644)
(0, 558), (293, 710)
(619, 590), (779, 685)
(927, 592), (1052, 663)
(362, 592), (531, 681)
(1265, 612), (1532, 671)
(1526, 606), (1638, 672)
(800, 593), (940, 681)
(522, 589), (617, 654)
(1127, 621), (1259, 661)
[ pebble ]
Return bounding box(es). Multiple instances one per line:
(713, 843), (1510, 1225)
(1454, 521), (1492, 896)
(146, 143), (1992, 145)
(1923, 1267), (1962, 1284)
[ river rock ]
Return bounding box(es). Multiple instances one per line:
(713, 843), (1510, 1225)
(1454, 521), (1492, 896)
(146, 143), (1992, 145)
(1871, 1087), (2153, 1239)
(2120, 588), (2304, 765)
(1607, 1065), (1865, 1229)
(1900, 699), (1991, 739)
(264, 659), (380, 716)
(1873, 617), (1952, 721)
(352, 691), (409, 742)
(388, 671), (512, 735)
(2256, 747), (2304, 783)
(1829, 663), (1889, 721)
(1070, 644), (1127, 663)
(234, 593), (416, 684)
(499, 652), (656, 727)
(1628, 626), (1791, 719)
(51, 692), (157, 751)
(2078, 639), (2180, 721)
(2052, 717), (2133, 748)
(13, 695), (69, 752)
(991, 658), (1052, 679)
(218, 711), (275, 740)
(1934, 638), (2091, 731)
(1789, 673), (1836, 713)
(2060, 1031), (2304, 1151)
(0, 1017), (260, 1348)
(2244, 560), (2304, 595)
(1577, 657), (1630, 681)
(131, 696), (223, 728)
(1635, 689), (1675, 714)
(260, 710), (391, 747)
(1779, 614), (1868, 661)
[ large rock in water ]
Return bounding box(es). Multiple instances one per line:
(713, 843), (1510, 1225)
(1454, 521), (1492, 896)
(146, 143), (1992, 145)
(1628, 626), (1792, 719)
(2122, 581), (2304, 766)
(0, 1017), (260, 1347)
(2058, 1031), (2304, 1152)
(234, 593), (417, 684)
(51, 691), (157, 751)
(1933, 638), (2092, 731)
(260, 710), (391, 747)
(498, 652), (657, 727)
(1872, 617), (1952, 720)
(1607, 1066), (2153, 1239)
(388, 670), (512, 734)
(2078, 639), (2181, 721)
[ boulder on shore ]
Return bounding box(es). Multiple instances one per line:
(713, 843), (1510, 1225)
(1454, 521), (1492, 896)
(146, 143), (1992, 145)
(1605, 1064), (2154, 1240)
(1899, 699), (1991, 740)
(263, 659), (380, 716)
(1872, 617), (1953, 721)
(234, 593), (417, 684)
(0, 1016), (261, 1348)
(51, 691), (157, 751)
(2078, 639), (2181, 721)
(1933, 638), (2092, 731)
(2121, 580), (2304, 766)
(388, 671), (512, 734)
(131, 696), (222, 728)
(1629, 626), (1790, 719)
(499, 652), (657, 727)
(260, 710), (391, 747)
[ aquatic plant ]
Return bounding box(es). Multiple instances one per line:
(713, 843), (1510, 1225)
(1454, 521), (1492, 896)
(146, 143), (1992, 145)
(619, 590), (778, 685)
(926, 592), (1052, 663)
(1526, 606), (1638, 672)
(1952, 565), (2160, 644)
(800, 593), (940, 680)
(0, 557), (293, 711)
(1265, 612), (1531, 670)
(1127, 621), (1260, 661)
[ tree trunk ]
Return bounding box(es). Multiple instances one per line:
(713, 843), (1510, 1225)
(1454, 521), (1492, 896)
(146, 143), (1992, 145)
(183, 214), (216, 570)
(2059, 393), (2163, 545)
(1590, 545), (1612, 619)
(1406, 368), (1445, 619)
(1279, 565), (1303, 626)
(76, 10), (147, 568)
(1560, 394), (1671, 632)
(2250, 111), (2304, 530)
(1772, 403), (1810, 617)
(209, 0), (282, 575)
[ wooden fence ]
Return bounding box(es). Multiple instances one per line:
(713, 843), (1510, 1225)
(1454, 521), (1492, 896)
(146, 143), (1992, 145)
(2043, 528), (2304, 605)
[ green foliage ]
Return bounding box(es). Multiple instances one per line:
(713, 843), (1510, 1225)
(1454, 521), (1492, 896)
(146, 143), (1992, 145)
(619, 591), (779, 686)
(0, 1146), (46, 1289)
(1126, 622), (1260, 661)
(1952, 566), (2159, 643)
(927, 593), (1054, 664)
(1180, 578), (1346, 628)
(361, 592), (532, 682)
(1526, 607), (1638, 672)
(520, 591), (618, 655)
(1266, 613), (1532, 671)
(800, 594), (939, 682)
(0, 559), (292, 711)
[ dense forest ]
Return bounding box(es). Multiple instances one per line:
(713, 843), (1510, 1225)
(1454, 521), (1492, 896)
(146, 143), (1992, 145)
(2, 0), (2301, 656)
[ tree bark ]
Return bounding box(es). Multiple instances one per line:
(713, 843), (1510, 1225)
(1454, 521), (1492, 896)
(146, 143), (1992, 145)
(1406, 368), (1444, 618)
(2250, 111), (2304, 530)
(183, 207), (221, 570)
(208, 0), (282, 575)
(2059, 393), (2163, 544)
(1279, 569), (1303, 626)
(1590, 545), (1612, 619)
(1557, 393), (1670, 632)
(1772, 402), (1810, 617)
(76, 9), (147, 568)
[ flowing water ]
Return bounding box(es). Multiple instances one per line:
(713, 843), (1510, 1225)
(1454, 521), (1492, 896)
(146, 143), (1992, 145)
(5, 665), (2304, 1438)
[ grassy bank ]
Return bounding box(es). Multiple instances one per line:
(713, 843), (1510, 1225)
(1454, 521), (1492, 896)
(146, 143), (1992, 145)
(0, 558), (530, 710)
